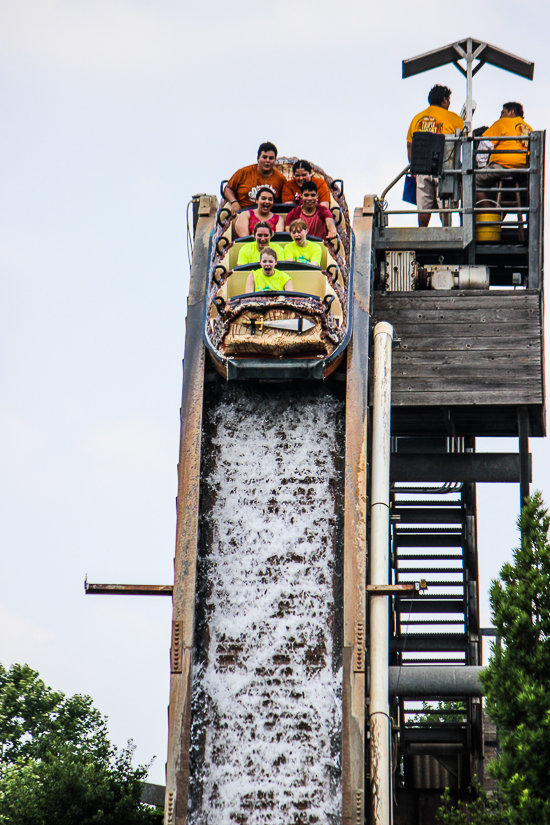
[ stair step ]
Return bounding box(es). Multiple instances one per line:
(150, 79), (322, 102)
(396, 599), (466, 613)
(391, 634), (468, 652)
(396, 554), (463, 560)
(392, 500), (463, 507)
(398, 580), (465, 587)
(401, 658), (466, 664)
(392, 508), (464, 524)
(397, 567), (464, 574)
(394, 535), (465, 548)
(401, 619), (465, 625)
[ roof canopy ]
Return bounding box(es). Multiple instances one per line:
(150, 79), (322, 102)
(403, 39), (534, 81)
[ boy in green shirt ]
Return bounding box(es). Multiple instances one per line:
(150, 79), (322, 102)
(245, 248), (295, 293)
(283, 219), (323, 266)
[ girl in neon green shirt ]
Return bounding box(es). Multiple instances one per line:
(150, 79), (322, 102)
(245, 248), (295, 293)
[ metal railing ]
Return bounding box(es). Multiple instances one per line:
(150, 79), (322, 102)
(375, 131), (545, 290)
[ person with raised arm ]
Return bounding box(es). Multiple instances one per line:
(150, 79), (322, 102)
(223, 142), (287, 218)
(234, 186), (284, 238)
(237, 222), (285, 266)
(245, 248), (294, 293)
(285, 181), (337, 241)
(281, 160), (331, 208)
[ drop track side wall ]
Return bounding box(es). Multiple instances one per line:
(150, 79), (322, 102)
(164, 196), (376, 824)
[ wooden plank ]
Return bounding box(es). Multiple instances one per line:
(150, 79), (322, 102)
(374, 291), (540, 309)
(372, 306), (538, 323)
(387, 375), (541, 391)
(398, 337), (539, 352)
(390, 365), (541, 380)
(385, 322), (539, 337)
(392, 351), (539, 366)
(390, 390), (543, 405)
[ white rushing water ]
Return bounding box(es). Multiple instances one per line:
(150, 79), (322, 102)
(189, 387), (343, 825)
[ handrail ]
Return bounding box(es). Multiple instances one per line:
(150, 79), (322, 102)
(379, 164), (411, 205)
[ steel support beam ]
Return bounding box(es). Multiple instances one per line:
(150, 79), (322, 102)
(518, 407), (531, 508)
(389, 666), (484, 697)
(391, 452), (529, 483)
(85, 582), (173, 596)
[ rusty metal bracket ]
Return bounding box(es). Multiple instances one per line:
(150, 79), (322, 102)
(366, 581), (427, 595)
(171, 621), (183, 673)
(354, 621), (365, 672)
(84, 578), (173, 596)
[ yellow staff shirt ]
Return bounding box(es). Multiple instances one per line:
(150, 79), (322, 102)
(407, 105), (463, 143)
(483, 117), (533, 168)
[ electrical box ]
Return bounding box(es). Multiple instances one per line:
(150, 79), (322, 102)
(410, 132), (445, 176)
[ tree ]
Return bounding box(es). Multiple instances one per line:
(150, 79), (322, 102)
(436, 493), (550, 825)
(436, 783), (507, 825)
(480, 492), (550, 824)
(0, 663), (162, 824)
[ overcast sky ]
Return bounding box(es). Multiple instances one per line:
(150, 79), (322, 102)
(1, 0), (549, 785)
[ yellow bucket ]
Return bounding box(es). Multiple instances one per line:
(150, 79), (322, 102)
(476, 212), (501, 242)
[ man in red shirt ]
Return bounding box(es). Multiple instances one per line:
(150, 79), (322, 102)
(223, 143), (287, 217)
(285, 181), (337, 241)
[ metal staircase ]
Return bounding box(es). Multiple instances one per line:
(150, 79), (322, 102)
(389, 439), (483, 802)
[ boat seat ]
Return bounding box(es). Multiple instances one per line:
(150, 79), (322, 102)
(227, 235), (329, 270)
(213, 264), (342, 322)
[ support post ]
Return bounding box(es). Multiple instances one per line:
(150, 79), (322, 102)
(164, 195), (218, 825)
(369, 321), (394, 825)
(342, 197), (375, 825)
(518, 407), (530, 509)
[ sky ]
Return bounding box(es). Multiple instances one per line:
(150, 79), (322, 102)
(1, 0), (550, 786)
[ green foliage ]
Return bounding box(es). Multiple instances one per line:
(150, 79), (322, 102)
(481, 493), (550, 824)
(413, 700), (466, 724)
(437, 494), (550, 825)
(0, 664), (162, 824)
(436, 784), (507, 825)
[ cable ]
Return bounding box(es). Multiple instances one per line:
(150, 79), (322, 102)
(186, 200), (194, 269)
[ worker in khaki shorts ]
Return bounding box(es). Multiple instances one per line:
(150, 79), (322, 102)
(407, 85), (463, 227)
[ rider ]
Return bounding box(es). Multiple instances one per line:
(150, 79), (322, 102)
(283, 219), (323, 265)
(223, 143), (286, 218)
(237, 222), (285, 266)
(245, 248), (295, 293)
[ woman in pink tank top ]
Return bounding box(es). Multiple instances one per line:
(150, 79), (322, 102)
(234, 186), (284, 238)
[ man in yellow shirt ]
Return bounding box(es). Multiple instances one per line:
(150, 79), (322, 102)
(476, 103), (532, 205)
(407, 85), (463, 227)
(245, 248), (294, 293)
(237, 222), (284, 266)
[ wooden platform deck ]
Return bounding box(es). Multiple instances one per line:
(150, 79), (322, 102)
(370, 290), (545, 437)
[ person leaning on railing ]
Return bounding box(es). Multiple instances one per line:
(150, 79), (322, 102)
(476, 103), (533, 208)
(406, 84), (463, 227)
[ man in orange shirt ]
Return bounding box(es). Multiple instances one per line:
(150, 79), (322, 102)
(223, 143), (287, 217)
(407, 85), (463, 226)
(476, 103), (532, 206)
